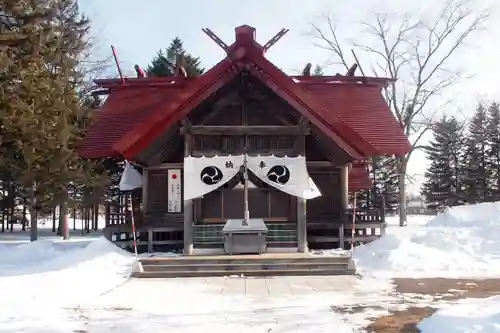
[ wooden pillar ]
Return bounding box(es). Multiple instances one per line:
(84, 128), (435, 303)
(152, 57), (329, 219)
(339, 165), (349, 249)
(296, 197), (307, 253)
(142, 169), (148, 214)
(340, 164), (349, 220)
(147, 228), (153, 253)
(183, 122), (194, 255)
(338, 224), (345, 249)
(294, 124), (308, 253)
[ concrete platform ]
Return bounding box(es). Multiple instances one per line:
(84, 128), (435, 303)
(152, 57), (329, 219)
(133, 252), (356, 278)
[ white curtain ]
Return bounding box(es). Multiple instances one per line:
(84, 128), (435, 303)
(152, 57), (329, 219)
(183, 155), (245, 200)
(119, 161), (143, 191)
(247, 155), (321, 199)
(304, 176), (321, 199)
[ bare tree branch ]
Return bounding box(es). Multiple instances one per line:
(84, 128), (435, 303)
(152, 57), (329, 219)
(312, 0), (490, 226)
(311, 14), (350, 71)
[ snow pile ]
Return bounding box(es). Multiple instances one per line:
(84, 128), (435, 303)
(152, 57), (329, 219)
(0, 237), (135, 307)
(0, 237), (137, 332)
(427, 202), (500, 228)
(354, 202), (500, 278)
(418, 296), (500, 333)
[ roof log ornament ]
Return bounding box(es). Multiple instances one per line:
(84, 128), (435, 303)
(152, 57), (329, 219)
(78, 25), (412, 161)
(302, 63), (312, 76)
(134, 64), (146, 78)
(346, 63), (358, 77)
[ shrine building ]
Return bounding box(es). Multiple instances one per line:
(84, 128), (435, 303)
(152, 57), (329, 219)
(79, 25), (411, 256)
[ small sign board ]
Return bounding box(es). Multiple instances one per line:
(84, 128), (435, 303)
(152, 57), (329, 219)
(168, 169), (182, 213)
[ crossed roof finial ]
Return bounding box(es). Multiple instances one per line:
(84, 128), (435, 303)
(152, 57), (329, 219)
(201, 25), (289, 54)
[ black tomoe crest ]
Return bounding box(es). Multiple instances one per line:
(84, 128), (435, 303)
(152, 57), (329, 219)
(200, 166), (223, 185)
(267, 165), (290, 185)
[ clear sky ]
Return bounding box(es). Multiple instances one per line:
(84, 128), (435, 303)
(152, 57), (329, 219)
(79, 0), (500, 195)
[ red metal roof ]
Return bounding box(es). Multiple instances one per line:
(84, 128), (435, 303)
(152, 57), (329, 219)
(301, 83), (411, 156)
(79, 85), (183, 158)
(349, 163), (372, 191)
(79, 25), (411, 160)
(113, 59), (237, 158)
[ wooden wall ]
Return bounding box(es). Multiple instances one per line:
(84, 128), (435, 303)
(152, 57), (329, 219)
(143, 164), (343, 226)
(307, 167), (342, 222)
(141, 73), (346, 225)
(191, 135), (296, 157)
(144, 167), (185, 225)
(196, 187), (293, 223)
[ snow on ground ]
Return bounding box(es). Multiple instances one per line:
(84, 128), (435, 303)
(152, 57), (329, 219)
(0, 224), (398, 331)
(0, 236), (135, 332)
(0, 234), (398, 332)
(1, 203), (500, 331)
(354, 202), (500, 332)
(0, 218), (105, 244)
(418, 296), (500, 333)
(354, 203), (500, 279)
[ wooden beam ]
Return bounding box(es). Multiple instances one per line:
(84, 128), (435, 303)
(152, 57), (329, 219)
(143, 128), (180, 165)
(147, 162), (184, 170)
(249, 88), (297, 125)
(198, 92), (240, 125)
(306, 161), (333, 167)
(183, 131), (194, 255)
(298, 116), (309, 127)
(181, 125), (310, 136)
(312, 130), (353, 166)
(190, 149), (295, 157)
(180, 117), (192, 128)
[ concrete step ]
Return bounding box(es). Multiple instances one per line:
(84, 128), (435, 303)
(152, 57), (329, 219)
(132, 268), (356, 278)
(141, 262), (348, 272)
(139, 256), (350, 266)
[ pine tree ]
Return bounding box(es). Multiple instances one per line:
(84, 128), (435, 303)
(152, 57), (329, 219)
(421, 116), (465, 209)
(462, 104), (489, 203)
(313, 65), (324, 76)
(0, 0), (54, 239)
(372, 156), (399, 213)
(147, 37), (204, 77)
(486, 102), (500, 200)
(0, 0), (104, 240)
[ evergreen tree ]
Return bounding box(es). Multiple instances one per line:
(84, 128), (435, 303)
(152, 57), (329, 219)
(147, 37), (204, 77)
(372, 156), (399, 213)
(0, 0), (104, 240)
(486, 102), (500, 200)
(313, 65), (324, 76)
(462, 104), (489, 203)
(421, 116), (465, 209)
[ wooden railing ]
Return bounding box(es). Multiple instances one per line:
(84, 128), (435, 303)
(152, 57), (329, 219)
(104, 206), (185, 253)
(193, 223), (298, 249)
(104, 201), (387, 252)
(345, 207), (384, 223)
(307, 207), (386, 249)
(104, 196), (142, 228)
